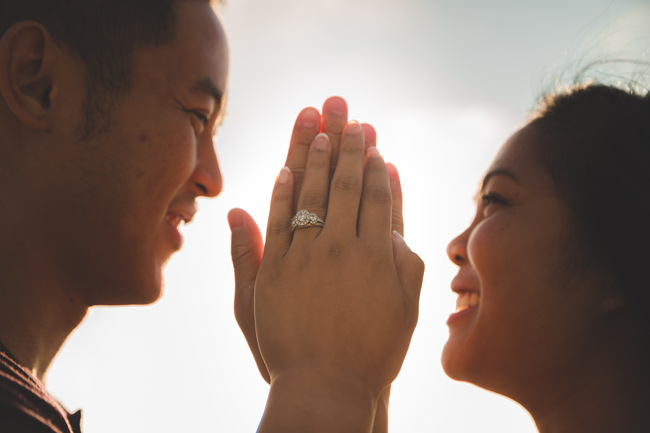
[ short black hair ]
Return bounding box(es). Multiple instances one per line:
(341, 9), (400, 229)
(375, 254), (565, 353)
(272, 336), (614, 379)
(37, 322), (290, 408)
(0, 0), (214, 138)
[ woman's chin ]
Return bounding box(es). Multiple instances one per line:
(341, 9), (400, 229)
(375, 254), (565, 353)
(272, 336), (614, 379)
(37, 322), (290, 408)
(440, 338), (469, 381)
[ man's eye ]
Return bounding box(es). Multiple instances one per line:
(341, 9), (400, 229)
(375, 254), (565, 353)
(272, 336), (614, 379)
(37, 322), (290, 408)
(185, 109), (210, 134)
(192, 111), (209, 125)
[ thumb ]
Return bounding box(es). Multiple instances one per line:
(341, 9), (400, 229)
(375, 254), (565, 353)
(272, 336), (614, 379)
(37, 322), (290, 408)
(392, 230), (425, 304)
(228, 208), (270, 383)
(228, 208), (263, 289)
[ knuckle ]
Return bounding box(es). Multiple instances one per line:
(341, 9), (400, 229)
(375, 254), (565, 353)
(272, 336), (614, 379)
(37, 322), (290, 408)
(288, 249), (313, 269)
(340, 138), (364, 155)
(327, 239), (345, 260)
(231, 242), (255, 265)
(291, 165), (306, 178)
(301, 192), (328, 208)
(233, 289), (253, 326)
(307, 153), (330, 168)
(363, 185), (391, 205)
(361, 241), (392, 267)
(416, 254), (425, 273)
(291, 168), (306, 189)
(268, 219), (290, 237)
(409, 253), (426, 276)
(391, 209), (404, 227)
(332, 174), (362, 194)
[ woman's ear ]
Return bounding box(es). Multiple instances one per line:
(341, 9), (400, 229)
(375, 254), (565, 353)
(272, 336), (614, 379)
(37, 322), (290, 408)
(0, 21), (59, 131)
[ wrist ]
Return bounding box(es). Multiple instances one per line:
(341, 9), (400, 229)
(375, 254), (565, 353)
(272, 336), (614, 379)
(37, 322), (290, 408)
(258, 368), (378, 433)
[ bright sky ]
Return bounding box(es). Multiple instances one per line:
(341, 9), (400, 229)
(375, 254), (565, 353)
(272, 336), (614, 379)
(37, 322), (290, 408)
(47, 1), (649, 432)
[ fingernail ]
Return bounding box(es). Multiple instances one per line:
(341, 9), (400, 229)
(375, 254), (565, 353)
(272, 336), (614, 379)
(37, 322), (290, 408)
(313, 133), (329, 151)
(346, 121), (362, 134)
(387, 163), (399, 180)
(366, 146), (381, 158)
(278, 166), (291, 184)
(362, 123), (377, 142)
(393, 230), (412, 251)
(324, 96), (347, 115)
(300, 108), (319, 129)
(228, 211), (244, 234)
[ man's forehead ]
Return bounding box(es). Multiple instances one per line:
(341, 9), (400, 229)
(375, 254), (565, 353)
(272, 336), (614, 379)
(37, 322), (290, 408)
(148, 1), (228, 93)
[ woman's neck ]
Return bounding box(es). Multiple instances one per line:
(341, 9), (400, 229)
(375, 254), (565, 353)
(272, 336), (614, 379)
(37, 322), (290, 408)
(530, 316), (650, 433)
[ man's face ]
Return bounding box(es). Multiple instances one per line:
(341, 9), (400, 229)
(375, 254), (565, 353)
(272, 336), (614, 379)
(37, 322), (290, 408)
(48, 1), (229, 305)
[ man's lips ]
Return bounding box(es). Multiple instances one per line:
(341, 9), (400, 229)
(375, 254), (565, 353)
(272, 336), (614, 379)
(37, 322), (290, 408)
(165, 213), (190, 229)
(165, 203), (197, 228)
(163, 202), (197, 250)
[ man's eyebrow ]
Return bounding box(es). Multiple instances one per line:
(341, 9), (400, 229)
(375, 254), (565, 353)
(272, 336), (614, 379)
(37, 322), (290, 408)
(191, 77), (224, 108)
(479, 168), (520, 193)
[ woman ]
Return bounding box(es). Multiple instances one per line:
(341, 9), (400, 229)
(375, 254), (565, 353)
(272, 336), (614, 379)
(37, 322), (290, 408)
(230, 85), (650, 432)
(443, 84), (650, 432)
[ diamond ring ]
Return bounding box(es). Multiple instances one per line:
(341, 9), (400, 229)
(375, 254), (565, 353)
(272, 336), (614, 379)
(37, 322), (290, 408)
(291, 209), (325, 232)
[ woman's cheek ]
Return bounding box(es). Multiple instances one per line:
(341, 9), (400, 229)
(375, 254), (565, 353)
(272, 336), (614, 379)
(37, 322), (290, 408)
(466, 217), (507, 270)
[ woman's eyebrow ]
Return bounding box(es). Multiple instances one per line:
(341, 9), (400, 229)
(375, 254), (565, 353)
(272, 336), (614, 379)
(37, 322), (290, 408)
(480, 168), (520, 193)
(472, 168), (521, 202)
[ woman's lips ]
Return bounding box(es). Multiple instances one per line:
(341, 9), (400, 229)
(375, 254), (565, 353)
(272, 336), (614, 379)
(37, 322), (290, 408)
(447, 291), (480, 325)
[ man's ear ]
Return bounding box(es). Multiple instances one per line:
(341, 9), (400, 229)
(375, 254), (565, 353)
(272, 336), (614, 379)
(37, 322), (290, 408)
(0, 21), (59, 131)
(602, 294), (626, 313)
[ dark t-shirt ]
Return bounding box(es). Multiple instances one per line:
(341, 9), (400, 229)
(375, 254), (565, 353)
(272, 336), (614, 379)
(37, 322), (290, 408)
(0, 342), (81, 433)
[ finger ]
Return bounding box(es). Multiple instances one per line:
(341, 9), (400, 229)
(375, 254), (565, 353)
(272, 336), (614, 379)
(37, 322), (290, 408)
(392, 231), (425, 305)
(324, 121), (365, 236)
(386, 163), (404, 237)
(373, 386), (392, 433)
(292, 133), (332, 241)
(264, 166), (295, 258)
(357, 147), (392, 241)
(228, 208), (270, 383)
(361, 123), (377, 152)
(285, 107), (321, 211)
(321, 96), (348, 176)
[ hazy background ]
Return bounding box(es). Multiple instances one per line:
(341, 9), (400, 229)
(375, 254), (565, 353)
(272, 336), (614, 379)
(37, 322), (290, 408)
(48, 0), (649, 431)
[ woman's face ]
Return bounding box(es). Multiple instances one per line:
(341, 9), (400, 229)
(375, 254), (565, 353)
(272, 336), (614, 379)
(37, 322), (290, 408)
(442, 123), (611, 402)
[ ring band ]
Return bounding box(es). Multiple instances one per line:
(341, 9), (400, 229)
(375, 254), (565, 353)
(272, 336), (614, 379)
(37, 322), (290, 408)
(291, 209), (325, 232)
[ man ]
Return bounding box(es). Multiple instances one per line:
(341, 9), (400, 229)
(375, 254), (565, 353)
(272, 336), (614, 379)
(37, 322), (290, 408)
(0, 0), (423, 431)
(0, 1), (227, 430)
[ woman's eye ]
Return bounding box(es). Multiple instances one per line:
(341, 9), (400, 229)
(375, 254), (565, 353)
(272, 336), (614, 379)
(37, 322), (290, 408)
(480, 192), (508, 212)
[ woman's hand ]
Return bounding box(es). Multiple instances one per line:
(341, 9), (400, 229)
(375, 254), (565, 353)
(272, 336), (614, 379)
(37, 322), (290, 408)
(256, 122), (423, 432)
(230, 97), (359, 384)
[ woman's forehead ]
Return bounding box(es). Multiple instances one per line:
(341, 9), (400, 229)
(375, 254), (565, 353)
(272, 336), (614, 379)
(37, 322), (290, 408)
(483, 124), (556, 191)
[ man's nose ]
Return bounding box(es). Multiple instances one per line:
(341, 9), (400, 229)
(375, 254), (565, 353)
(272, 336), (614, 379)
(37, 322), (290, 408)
(191, 137), (223, 198)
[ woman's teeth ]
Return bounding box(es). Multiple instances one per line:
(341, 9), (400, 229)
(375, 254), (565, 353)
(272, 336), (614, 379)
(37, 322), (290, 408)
(455, 292), (480, 312)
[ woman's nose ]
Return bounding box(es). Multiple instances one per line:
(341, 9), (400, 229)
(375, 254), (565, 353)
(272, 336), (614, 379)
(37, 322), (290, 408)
(446, 229), (469, 267)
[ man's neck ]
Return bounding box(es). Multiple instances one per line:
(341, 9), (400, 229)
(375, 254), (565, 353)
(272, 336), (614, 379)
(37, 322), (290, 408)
(0, 246), (88, 381)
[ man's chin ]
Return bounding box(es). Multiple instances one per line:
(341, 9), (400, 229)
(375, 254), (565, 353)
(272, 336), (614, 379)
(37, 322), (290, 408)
(88, 271), (165, 307)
